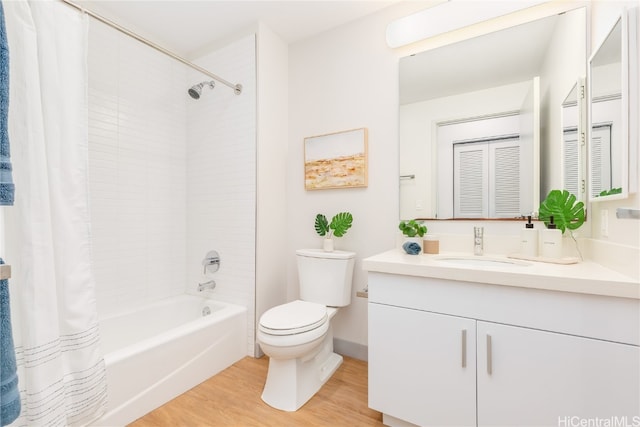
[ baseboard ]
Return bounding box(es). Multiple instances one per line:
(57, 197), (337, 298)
(333, 338), (368, 362)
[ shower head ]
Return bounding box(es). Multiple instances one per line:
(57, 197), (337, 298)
(188, 81), (215, 99)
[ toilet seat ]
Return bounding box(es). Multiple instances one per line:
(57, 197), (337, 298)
(259, 300), (328, 336)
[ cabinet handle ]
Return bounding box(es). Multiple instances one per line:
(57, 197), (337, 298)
(486, 334), (492, 375)
(461, 329), (467, 368)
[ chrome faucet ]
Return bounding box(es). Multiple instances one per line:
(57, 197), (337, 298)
(198, 280), (216, 292)
(474, 226), (484, 256)
(202, 250), (220, 274)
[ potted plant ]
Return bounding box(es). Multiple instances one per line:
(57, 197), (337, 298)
(398, 219), (427, 254)
(315, 212), (353, 252)
(539, 189), (585, 259)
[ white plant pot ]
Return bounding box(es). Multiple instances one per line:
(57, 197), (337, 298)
(323, 238), (334, 252)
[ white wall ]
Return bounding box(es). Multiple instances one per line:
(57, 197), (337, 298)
(255, 23), (289, 356)
(187, 34), (257, 356)
(288, 1), (640, 354)
(288, 7), (403, 355)
(88, 20), (188, 314)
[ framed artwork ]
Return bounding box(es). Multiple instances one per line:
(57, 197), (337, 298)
(304, 128), (368, 190)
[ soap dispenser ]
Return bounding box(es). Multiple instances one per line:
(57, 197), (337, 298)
(520, 215), (538, 257)
(541, 215), (562, 259)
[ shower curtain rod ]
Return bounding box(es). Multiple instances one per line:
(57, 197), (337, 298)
(60, 0), (243, 95)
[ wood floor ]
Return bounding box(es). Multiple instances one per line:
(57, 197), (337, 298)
(129, 355), (384, 427)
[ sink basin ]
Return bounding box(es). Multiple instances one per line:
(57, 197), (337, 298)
(433, 255), (531, 268)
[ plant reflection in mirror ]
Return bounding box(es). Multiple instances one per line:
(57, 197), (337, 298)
(597, 188), (622, 197)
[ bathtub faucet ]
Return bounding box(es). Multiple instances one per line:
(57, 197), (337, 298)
(202, 250), (221, 274)
(198, 280), (216, 292)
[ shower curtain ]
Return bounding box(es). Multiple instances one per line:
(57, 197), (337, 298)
(3, 0), (107, 425)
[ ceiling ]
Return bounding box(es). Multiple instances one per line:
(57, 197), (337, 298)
(79, 0), (403, 57)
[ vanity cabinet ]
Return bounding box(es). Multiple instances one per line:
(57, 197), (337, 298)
(369, 303), (476, 426)
(368, 272), (640, 427)
(476, 322), (639, 427)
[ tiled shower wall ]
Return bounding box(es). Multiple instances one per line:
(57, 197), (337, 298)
(186, 35), (257, 355)
(88, 20), (188, 315)
(88, 18), (257, 353)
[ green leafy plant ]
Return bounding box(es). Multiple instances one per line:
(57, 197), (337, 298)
(539, 190), (585, 233)
(398, 219), (427, 237)
(315, 212), (353, 238)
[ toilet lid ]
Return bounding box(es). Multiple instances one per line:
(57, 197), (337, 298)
(259, 300), (328, 336)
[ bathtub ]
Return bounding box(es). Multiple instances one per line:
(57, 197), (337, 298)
(92, 294), (247, 426)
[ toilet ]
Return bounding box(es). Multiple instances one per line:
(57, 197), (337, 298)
(257, 248), (356, 411)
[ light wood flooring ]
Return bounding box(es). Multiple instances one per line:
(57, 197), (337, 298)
(129, 355), (384, 427)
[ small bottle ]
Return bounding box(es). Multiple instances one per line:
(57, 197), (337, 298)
(520, 215), (538, 257)
(541, 215), (563, 259)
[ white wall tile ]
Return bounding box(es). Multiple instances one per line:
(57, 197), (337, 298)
(187, 34), (257, 356)
(88, 20), (188, 315)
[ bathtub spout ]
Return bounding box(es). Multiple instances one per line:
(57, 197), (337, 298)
(198, 280), (216, 292)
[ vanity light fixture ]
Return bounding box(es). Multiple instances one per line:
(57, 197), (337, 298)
(386, 0), (549, 48)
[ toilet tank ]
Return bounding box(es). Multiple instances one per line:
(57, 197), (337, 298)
(296, 249), (356, 307)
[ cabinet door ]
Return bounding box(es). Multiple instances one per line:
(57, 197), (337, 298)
(369, 303), (476, 426)
(477, 321), (640, 427)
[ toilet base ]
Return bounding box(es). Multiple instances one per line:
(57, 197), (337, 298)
(261, 332), (343, 411)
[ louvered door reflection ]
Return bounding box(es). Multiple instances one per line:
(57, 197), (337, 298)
(589, 124), (612, 197)
(563, 128), (580, 196)
(490, 139), (520, 218)
(454, 143), (488, 218)
(454, 138), (520, 218)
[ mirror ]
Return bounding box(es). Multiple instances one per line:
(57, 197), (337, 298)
(399, 7), (586, 220)
(588, 16), (628, 202)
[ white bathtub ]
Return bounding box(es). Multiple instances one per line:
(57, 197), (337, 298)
(92, 294), (247, 426)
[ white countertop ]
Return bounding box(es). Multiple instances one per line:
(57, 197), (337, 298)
(362, 249), (640, 300)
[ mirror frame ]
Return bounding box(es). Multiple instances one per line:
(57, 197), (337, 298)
(588, 14), (629, 203)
